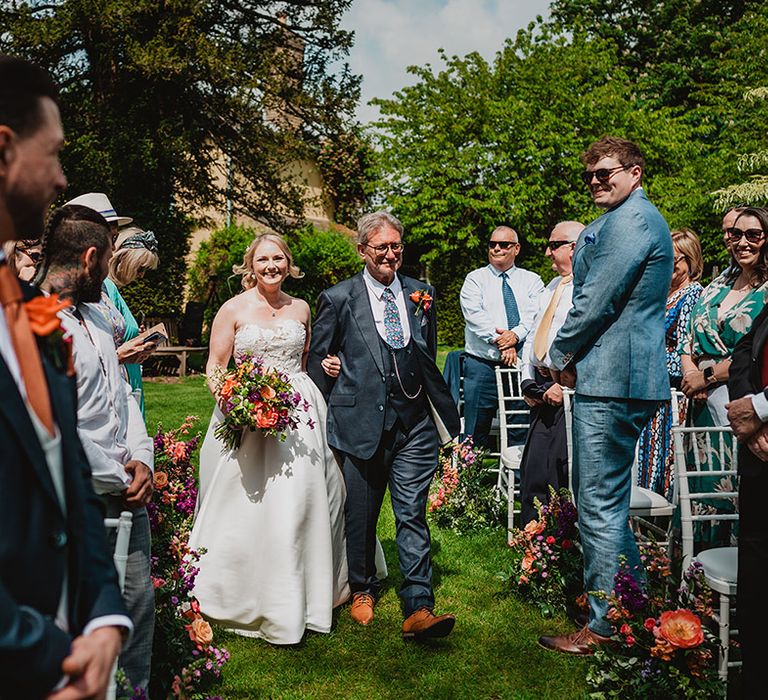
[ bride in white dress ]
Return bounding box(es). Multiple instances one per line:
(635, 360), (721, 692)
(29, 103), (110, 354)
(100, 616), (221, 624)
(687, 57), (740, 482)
(188, 233), (358, 645)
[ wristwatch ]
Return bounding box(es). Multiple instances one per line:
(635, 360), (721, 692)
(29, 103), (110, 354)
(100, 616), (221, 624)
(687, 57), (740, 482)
(703, 366), (717, 385)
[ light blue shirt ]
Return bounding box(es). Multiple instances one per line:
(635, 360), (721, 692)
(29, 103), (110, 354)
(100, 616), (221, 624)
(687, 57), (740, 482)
(460, 263), (544, 361)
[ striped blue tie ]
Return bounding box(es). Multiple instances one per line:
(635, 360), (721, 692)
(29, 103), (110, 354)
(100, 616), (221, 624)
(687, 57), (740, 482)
(382, 287), (405, 349)
(501, 271), (520, 330)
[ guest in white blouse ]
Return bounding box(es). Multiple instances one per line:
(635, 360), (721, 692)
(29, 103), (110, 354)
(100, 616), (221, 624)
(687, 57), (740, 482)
(39, 204), (155, 693)
(519, 220), (583, 524)
(459, 226), (544, 447)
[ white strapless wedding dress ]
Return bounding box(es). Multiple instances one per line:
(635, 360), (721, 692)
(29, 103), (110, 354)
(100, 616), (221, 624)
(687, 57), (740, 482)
(188, 320), (353, 645)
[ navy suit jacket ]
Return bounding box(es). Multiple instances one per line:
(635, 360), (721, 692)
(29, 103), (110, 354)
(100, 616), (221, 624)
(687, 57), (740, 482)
(0, 282), (127, 698)
(550, 188), (673, 400)
(308, 272), (460, 460)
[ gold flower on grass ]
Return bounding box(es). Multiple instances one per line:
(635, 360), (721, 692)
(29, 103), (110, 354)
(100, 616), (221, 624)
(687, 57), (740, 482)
(658, 609), (704, 649)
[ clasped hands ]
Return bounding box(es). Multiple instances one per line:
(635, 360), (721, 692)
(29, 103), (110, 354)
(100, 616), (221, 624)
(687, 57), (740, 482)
(726, 396), (768, 460)
(495, 329), (518, 367)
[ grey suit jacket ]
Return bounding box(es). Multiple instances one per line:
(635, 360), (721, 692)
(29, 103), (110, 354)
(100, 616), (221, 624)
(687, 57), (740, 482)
(549, 188), (673, 400)
(307, 272), (460, 460)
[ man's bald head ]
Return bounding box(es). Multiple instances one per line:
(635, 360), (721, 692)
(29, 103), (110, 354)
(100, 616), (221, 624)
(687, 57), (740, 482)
(551, 220), (584, 242)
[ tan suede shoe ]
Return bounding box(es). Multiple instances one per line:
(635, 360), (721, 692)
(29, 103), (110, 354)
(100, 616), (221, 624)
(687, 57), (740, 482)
(538, 624), (611, 655)
(401, 607), (456, 640)
(350, 592), (375, 626)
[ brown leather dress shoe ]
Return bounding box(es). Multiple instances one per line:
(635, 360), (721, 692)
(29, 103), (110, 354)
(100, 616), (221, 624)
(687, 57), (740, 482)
(538, 624), (611, 655)
(402, 607), (456, 640)
(350, 592), (375, 626)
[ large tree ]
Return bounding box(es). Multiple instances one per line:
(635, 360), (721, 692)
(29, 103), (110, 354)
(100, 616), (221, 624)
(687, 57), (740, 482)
(0, 0), (359, 314)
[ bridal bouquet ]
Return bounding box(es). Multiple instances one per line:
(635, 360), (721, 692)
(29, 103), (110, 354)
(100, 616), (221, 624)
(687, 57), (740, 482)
(210, 354), (312, 450)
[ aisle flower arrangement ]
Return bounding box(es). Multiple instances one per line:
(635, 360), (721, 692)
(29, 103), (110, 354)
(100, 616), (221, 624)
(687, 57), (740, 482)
(135, 416), (229, 700)
(500, 487), (583, 617)
(427, 438), (503, 533)
(210, 354), (313, 449)
(586, 543), (723, 699)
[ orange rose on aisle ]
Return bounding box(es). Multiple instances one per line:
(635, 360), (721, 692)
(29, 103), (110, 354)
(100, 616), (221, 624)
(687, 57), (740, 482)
(658, 609), (705, 648)
(186, 616), (214, 647)
(153, 471), (169, 489)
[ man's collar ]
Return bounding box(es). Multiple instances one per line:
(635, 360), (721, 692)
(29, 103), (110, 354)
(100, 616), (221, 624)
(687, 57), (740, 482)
(488, 263), (516, 277)
(362, 266), (402, 297)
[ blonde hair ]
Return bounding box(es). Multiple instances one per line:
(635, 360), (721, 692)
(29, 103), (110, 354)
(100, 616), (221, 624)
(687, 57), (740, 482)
(108, 226), (160, 287)
(671, 228), (704, 283)
(234, 233), (303, 290)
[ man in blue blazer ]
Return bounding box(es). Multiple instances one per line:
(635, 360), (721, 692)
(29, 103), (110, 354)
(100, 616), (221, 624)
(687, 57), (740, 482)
(308, 211), (460, 640)
(539, 136), (673, 654)
(1, 54), (129, 698)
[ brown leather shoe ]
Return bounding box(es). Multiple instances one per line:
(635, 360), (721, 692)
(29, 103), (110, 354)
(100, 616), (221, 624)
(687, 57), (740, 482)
(350, 592), (375, 626)
(402, 607), (456, 640)
(538, 624), (611, 655)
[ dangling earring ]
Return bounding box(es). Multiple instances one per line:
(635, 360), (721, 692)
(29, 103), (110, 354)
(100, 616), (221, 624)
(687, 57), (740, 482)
(250, 272), (256, 279)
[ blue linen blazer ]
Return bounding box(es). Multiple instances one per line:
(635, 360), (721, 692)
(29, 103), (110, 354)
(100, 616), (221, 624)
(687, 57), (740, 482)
(549, 188), (673, 400)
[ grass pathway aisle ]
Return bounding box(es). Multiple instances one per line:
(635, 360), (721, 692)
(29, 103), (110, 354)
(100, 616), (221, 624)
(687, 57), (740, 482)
(146, 378), (588, 699)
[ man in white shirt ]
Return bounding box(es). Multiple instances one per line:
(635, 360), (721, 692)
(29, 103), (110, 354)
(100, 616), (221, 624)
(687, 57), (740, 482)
(460, 226), (544, 447)
(0, 53), (129, 698)
(518, 221), (583, 525)
(39, 204), (155, 692)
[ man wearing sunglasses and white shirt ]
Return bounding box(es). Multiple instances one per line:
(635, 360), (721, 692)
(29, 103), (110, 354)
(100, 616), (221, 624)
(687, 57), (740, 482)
(460, 226), (544, 448)
(539, 136), (673, 655)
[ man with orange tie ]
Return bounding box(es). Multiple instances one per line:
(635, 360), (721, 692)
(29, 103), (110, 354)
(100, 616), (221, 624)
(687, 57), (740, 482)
(0, 54), (129, 698)
(518, 221), (583, 526)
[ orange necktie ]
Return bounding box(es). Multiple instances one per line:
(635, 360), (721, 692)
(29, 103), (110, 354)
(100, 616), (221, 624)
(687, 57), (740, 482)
(0, 262), (55, 435)
(532, 274), (573, 363)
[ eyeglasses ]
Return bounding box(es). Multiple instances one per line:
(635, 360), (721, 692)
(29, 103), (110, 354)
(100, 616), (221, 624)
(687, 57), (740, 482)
(488, 240), (519, 250)
(674, 255), (688, 264)
(16, 240), (43, 264)
(725, 227), (765, 244)
(546, 240), (573, 251)
(580, 165), (629, 186)
(364, 242), (404, 255)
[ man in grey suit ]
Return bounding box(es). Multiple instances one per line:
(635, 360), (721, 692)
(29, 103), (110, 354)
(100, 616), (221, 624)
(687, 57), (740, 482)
(308, 211), (460, 639)
(539, 136), (673, 654)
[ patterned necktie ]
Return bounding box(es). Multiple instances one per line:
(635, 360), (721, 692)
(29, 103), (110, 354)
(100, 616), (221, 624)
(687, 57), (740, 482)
(533, 274), (573, 362)
(382, 287), (405, 349)
(0, 262), (55, 434)
(500, 271), (520, 330)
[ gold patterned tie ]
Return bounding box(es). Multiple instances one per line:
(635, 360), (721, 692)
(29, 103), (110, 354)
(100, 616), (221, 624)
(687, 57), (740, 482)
(0, 262), (55, 435)
(533, 274), (573, 363)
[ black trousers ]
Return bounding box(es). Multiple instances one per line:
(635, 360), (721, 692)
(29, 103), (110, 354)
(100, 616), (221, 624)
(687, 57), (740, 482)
(341, 413), (439, 617)
(737, 470), (768, 699)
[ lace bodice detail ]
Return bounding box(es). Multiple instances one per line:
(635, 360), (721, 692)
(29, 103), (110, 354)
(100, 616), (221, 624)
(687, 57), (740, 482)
(233, 320), (305, 375)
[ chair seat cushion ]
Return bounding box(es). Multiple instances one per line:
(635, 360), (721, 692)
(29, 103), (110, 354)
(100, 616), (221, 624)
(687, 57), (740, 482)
(501, 445), (524, 470)
(630, 485), (673, 512)
(696, 547), (738, 586)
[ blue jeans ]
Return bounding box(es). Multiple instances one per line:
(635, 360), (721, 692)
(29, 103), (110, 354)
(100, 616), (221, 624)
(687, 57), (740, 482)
(572, 395), (658, 636)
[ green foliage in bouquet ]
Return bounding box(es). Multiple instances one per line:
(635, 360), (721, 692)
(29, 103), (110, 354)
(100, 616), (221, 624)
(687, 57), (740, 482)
(586, 543), (724, 699)
(427, 438), (504, 534)
(143, 417), (229, 700)
(499, 487), (583, 618)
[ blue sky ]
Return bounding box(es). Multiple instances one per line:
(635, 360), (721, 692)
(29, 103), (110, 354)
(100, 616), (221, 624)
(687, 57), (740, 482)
(342, 0), (552, 124)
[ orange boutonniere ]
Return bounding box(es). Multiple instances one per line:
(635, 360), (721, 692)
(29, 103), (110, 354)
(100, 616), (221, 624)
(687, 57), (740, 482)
(409, 289), (433, 316)
(25, 294), (74, 375)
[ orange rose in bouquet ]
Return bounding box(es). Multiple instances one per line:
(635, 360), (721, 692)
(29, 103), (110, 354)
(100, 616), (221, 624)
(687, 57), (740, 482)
(186, 615), (214, 647)
(153, 471), (169, 489)
(658, 609), (705, 649)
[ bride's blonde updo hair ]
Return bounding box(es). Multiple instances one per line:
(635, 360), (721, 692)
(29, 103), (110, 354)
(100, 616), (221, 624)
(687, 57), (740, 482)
(233, 233), (304, 290)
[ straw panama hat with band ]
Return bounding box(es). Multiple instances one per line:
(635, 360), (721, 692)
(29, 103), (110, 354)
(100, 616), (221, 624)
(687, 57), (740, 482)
(65, 192), (133, 227)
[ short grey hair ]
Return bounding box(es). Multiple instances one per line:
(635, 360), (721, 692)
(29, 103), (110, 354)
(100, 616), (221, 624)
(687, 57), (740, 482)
(357, 211), (404, 246)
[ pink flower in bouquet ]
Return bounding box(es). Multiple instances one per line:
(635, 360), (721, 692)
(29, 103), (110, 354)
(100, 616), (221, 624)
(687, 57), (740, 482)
(186, 615), (214, 647)
(153, 471), (169, 489)
(620, 623), (632, 636)
(260, 385), (276, 400)
(521, 550), (536, 573)
(625, 635), (636, 646)
(172, 441), (187, 462)
(658, 609), (705, 649)
(546, 535), (555, 544)
(644, 617), (657, 631)
(524, 519), (545, 537)
(152, 576), (166, 589)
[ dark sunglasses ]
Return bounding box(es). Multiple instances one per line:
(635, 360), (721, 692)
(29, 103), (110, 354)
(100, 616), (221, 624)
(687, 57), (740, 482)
(725, 227), (765, 244)
(580, 165), (628, 186)
(546, 240), (573, 251)
(16, 240), (43, 264)
(488, 240), (519, 250)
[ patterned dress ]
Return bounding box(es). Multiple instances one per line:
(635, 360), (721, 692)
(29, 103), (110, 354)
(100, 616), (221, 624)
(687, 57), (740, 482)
(637, 282), (702, 498)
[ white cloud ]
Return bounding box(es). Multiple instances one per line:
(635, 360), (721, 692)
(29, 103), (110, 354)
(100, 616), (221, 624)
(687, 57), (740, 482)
(342, 0), (552, 123)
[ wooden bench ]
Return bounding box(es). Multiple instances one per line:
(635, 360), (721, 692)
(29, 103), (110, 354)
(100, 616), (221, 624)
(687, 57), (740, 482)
(151, 346), (208, 377)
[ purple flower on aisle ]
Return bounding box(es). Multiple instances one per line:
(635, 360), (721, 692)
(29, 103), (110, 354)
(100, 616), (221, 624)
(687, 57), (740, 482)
(614, 568), (648, 613)
(307, 418), (316, 430)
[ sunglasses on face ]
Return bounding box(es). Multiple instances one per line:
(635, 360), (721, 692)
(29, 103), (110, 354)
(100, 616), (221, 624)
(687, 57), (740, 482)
(580, 165), (628, 186)
(488, 240), (519, 250)
(16, 241), (43, 264)
(725, 227), (765, 244)
(546, 240), (573, 251)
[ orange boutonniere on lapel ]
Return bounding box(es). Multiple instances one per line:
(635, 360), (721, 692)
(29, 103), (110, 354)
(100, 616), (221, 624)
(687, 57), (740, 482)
(410, 289), (433, 316)
(25, 294), (75, 376)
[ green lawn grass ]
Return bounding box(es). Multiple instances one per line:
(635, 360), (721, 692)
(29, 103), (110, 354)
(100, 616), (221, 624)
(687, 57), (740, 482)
(144, 377), (589, 699)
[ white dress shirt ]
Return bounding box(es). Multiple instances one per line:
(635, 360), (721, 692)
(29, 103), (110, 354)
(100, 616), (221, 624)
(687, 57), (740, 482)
(460, 263), (545, 361)
(522, 275), (574, 382)
(362, 267), (411, 345)
(59, 302), (153, 495)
